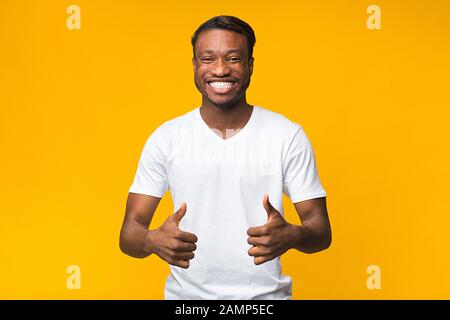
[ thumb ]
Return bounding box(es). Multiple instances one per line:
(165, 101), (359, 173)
(173, 202), (187, 226)
(263, 193), (276, 220)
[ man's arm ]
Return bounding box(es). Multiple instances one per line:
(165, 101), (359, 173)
(119, 193), (161, 258)
(291, 197), (332, 254)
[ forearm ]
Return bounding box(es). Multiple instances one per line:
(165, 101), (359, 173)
(290, 221), (332, 254)
(119, 220), (153, 258)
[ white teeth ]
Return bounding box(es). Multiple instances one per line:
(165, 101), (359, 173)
(208, 81), (235, 89)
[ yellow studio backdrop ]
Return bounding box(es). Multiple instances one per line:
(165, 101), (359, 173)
(1, 0), (449, 299)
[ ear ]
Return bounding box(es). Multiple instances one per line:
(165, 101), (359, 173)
(192, 56), (196, 70)
(249, 56), (254, 76)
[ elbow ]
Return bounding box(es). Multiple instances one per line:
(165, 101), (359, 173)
(323, 235), (332, 251)
(319, 227), (332, 252)
(119, 233), (140, 258)
(119, 232), (128, 255)
(307, 227), (332, 254)
(119, 237), (128, 255)
(119, 226), (150, 259)
(119, 226), (132, 256)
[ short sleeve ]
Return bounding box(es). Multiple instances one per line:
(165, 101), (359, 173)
(129, 125), (169, 198)
(282, 127), (327, 203)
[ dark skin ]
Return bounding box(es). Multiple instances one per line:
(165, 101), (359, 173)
(193, 28), (254, 139)
(119, 28), (332, 268)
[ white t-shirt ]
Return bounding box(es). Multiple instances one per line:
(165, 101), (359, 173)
(129, 106), (327, 300)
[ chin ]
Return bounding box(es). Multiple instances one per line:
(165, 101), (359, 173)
(212, 100), (238, 109)
(206, 94), (242, 109)
(213, 100), (233, 107)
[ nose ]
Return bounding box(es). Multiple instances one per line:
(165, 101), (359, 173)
(211, 58), (231, 77)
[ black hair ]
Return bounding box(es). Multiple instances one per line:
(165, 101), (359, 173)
(191, 15), (256, 61)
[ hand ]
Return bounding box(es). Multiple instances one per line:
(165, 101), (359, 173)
(247, 194), (297, 265)
(146, 202), (198, 269)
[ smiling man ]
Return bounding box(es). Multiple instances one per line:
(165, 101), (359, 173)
(119, 15), (332, 300)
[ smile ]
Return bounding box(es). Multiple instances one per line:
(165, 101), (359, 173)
(207, 81), (237, 89)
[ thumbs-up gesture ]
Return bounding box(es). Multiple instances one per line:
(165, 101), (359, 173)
(147, 202), (198, 269)
(247, 194), (297, 265)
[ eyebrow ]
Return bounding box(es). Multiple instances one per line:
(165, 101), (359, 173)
(201, 49), (243, 55)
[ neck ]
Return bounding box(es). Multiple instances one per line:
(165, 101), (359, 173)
(200, 96), (253, 132)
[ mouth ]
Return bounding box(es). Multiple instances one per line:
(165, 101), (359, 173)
(206, 80), (237, 93)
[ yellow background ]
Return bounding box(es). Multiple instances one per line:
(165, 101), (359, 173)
(1, 0), (449, 299)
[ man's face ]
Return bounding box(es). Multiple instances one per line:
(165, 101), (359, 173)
(193, 29), (254, 108)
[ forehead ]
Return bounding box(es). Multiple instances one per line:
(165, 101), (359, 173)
(195, 29), (247, 54)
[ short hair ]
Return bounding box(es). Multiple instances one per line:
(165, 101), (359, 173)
(191, 15), (256, 61)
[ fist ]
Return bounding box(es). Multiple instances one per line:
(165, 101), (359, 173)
(147, 202), (198, 268)
(247, 194), (295, 265)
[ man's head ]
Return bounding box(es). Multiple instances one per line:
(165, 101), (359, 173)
(191, 15), (256, 109)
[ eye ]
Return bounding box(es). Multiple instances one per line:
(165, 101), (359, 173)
(228, 57), (242, 62)
(201, 57), (213, 63)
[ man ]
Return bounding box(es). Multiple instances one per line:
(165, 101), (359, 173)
(119, 15), (332, 300)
